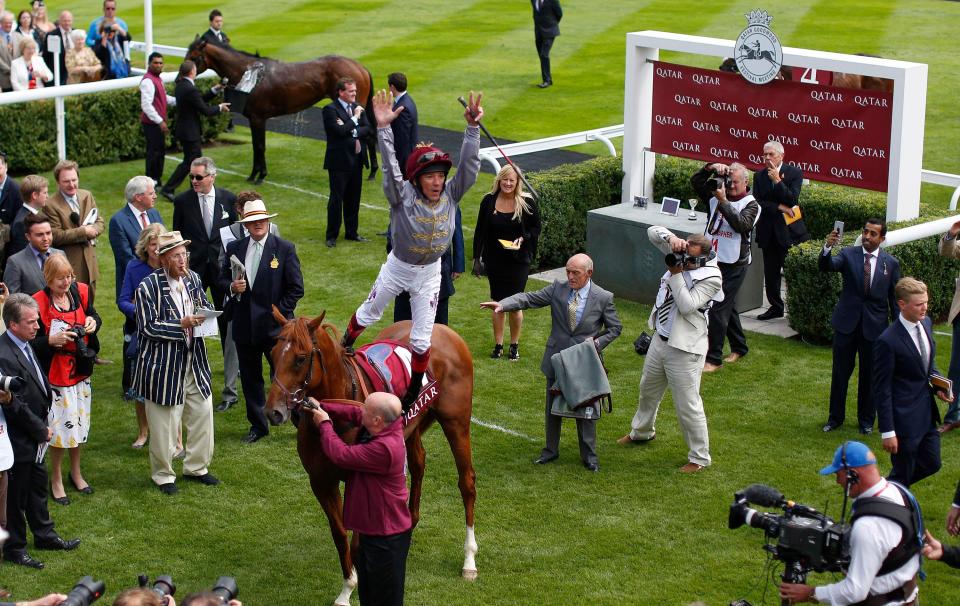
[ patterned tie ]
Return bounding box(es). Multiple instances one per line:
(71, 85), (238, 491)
(139, 211), (148, 229)
(248, 241), (262, 287)
(568, 291), (579, 331)
(201, 195), (213, 236)
(657, 290), (675, 328)
(23, 343), (45, 386)
(917, 325), (928, 369)
(863, 253), (872, 295)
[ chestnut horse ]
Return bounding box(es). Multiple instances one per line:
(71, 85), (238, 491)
(265, 309), (477, 606)
(185, 37), (378, 184)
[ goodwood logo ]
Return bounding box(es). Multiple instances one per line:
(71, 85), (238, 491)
(734, 9), (783, 85)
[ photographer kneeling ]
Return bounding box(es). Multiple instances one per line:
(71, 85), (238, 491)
(617, 227), (722, 473)
(780, 441), (922, 605)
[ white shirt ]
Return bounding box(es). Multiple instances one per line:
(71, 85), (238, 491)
(567, 281), (591, 327)
(138, 76), (177, 125)
(815, 479), (919, 605)
(898, 315), (930, 363)
(21, 203), (40, 215)
(127, 202), (151, 226)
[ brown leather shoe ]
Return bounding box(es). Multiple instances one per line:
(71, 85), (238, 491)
(724, 352), (743, 364)
(938, 420), (960, 434)
(679, 462), (705, 473)
(702, 362), (721, 373)
(617, 433), (655, 445)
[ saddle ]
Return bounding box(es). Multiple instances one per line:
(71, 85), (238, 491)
(349, 340), (438, 426)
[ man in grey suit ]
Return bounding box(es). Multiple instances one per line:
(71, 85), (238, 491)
(618, 227), (722, 473)
(2, 213), (61, 295)
(482, 253), (621, 471)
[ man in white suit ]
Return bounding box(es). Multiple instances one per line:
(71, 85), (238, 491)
(617, 227), (723, 473)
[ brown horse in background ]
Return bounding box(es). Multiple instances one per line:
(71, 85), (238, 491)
(265, 309), (478, 606)
(185, 38), (378, 184)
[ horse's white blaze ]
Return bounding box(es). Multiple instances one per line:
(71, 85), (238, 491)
(462, 525), (478, 580)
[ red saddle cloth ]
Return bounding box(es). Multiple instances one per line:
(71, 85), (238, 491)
(353, 341), (438, 426)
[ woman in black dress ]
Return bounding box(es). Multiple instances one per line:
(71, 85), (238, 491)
(473, 165), (540, 360)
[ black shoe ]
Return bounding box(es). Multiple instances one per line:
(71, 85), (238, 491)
(35, 536), (80, 551)
(584, 461), (600, 472)
(533, 454), (558, 465)
(184, 473), (220, 486)
(376, 230), (390, 237)
(325, 239), (336, 248)
(346, 235), (369, 242)
(52, 494), (70, 506)
(158, 482), (178, 495)
(757, 309), (784, 321)
(822, 422), (841, 432)
(160, 188), (175, 202)
(216, 400), (236, 412)
(4, 552), (44, 569)
(508, 343), (519, 361)
(241, 431), (264, 444)
(859, 426), (873, 435)
(537, 81), (552, 89)
(490, 344), (503, 359)
(69, 475), (93, 495)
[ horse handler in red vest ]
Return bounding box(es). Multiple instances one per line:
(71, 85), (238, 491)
(308, 392), (411, 606)
(341, 90), (483, 411)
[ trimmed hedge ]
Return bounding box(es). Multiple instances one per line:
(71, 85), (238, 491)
(785, 214), (960, 343)
(528, 155), (624, 269)
(0, 81), (229, 173)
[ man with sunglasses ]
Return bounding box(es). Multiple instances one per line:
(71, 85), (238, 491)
(820, 219), (901, 435)
(341, 91), (482, 412)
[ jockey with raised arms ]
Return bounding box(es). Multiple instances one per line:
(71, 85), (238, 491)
(341, 90), (483, 410)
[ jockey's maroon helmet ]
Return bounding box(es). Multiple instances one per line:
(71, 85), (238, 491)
(405, 144), (452, 183)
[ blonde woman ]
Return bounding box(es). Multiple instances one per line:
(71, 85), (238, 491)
(473, 164), (540, 360)
(10, 37), (52, 90)
(32, 253), (100, 504)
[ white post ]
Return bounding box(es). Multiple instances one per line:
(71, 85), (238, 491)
(621, 33), (657, 204)
(47, 35), (67, 161)
(144, 0), (154, 65)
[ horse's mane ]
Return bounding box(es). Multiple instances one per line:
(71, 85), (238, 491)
(232, 46), (271, 61)
(287, 317), (342, 353)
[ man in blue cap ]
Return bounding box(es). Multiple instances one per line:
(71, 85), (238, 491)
(779, 441), (923, 605)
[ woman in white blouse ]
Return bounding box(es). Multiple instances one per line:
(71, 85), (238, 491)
(10, 37), (52, 90)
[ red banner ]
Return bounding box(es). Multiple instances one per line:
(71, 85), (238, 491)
(650, 61), (893, 191)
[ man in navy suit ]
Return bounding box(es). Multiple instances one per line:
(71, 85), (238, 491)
(387, 73), (418, 174)
(108, 176), (164, 296)
(531, 0), (562, 88)
(0, 294), (80, 569)
(218, 200), (303, 443)
(323, 77), (371, 247)
(159, 60), (229, 200)
(0, 152), (23, 270)
(108, 175), (163, 399)
(873, 278), (948, 487)
(753, 141), (807, 320)
(819, 219), (900, 434)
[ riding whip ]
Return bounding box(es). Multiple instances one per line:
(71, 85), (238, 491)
(457, 96), (539, 200)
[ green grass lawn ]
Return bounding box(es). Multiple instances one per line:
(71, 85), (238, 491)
(4, 2), (960, 604)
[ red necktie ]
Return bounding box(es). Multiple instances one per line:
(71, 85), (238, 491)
(863, 253), (872, 294)
(139, 211), (148, 229)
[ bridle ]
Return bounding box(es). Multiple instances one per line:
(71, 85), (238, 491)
(273, 321), (324, 413)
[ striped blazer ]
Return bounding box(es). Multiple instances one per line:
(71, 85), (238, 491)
(132, 268), (213, 407)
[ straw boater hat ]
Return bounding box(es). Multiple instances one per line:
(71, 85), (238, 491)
(238, 199), (278, 223)
(157, 231), (191, 255)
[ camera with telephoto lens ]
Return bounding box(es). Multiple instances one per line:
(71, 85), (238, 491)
(707, 174), (732, 191)
(210, 576), (239, 602)
(59, 576), (106, 606)
(71, 325), (97, 360)
(0, 373), (27, 394)
(728, 484), (850, 574)
(664, 252), (710, 270)
(138, 574), (176, 604)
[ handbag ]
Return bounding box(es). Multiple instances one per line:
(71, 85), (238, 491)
(472, 254), (486, 277)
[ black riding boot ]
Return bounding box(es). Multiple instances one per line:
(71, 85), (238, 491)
(401, 371), (424, 413)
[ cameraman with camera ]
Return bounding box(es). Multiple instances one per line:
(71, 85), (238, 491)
(617, 226), (722, 472)
(690, 162), (759, 373)
(779, 441), (922, 605)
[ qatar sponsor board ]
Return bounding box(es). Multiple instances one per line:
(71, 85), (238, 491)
(649, 61), (893, 191)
